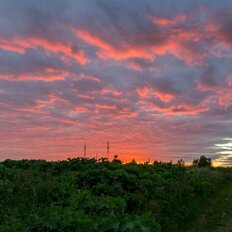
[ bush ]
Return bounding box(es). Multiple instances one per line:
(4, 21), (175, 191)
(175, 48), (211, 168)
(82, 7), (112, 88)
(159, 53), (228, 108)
(0, 158), (231, 232)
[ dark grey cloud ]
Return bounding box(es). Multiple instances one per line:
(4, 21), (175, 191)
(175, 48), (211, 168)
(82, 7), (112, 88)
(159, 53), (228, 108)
(0, 0), (232, 165)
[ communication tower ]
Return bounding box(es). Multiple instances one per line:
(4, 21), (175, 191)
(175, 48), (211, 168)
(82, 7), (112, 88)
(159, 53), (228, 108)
(107, 140), (110, 159)
(84, 144), (86, 158)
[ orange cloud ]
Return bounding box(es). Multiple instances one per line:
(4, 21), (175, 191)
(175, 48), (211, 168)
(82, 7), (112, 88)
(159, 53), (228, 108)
(218, 90), (232, 106)
(70, 11), (221, 66)
(74, 29), (153, 60)
(95, 104), (117, 109)
(227, 75), (232, 86)
(136, 87), (150, 97)
(197, 80), (232, 107)
(100, 88), (122, 96)
(139, 99), (208, 115)
(155, 92), (175, 103)
(0, 35), (88, 64)
(74, 107), (89, 113)
(165, 105), (208, 115)
(127, 62), (143, 71)
(137, 87), (175, 103)
(0, 69), (69, 81)
(150, 14), (187, 26)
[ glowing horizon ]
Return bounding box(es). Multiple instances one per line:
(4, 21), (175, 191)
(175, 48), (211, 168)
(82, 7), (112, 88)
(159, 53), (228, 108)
(0, 0), (232, 166)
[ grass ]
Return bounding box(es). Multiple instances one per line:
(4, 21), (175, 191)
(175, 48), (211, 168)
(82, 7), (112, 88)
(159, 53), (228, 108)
(186, 182), (232, 232)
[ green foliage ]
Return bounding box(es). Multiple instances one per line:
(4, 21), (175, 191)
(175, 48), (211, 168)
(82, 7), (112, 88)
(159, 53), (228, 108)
(0, 158), (231, 232)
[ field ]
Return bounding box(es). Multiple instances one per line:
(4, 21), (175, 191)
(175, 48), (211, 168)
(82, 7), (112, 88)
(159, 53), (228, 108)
(0, 158), (232, 232)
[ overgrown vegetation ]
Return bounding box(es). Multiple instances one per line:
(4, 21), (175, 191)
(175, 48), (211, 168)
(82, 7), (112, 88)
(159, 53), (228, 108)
(0, 157), (231, 232)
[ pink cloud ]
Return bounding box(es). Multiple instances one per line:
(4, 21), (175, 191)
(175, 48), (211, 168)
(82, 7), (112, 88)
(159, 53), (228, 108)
(137, 87), (175, 103)
(0, 70), (69, 81)
(149, 14), (187, 26)
(197, 80), (232, 107)
(136, 87), (150, 98)
(0, 35), (88, 64)
(74, 13), (212, 66)
(75, 29), (154, 60)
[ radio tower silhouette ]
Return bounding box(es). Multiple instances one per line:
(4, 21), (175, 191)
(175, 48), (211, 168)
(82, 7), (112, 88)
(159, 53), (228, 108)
(107, 140), (110, 160)
(84, 144), (86, 158)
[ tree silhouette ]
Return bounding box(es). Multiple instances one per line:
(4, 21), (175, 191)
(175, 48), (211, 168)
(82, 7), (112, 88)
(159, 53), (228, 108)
(177, 159), (185, 166)
(193, 155), (212, 167)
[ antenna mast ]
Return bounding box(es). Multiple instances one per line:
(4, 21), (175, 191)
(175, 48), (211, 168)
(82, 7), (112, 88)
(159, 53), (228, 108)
(84, 144), (86, 158)
(107, 140), (110, 160)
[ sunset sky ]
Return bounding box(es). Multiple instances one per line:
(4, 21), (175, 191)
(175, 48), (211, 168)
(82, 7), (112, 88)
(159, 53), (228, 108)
(0, 0), (232, 165)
